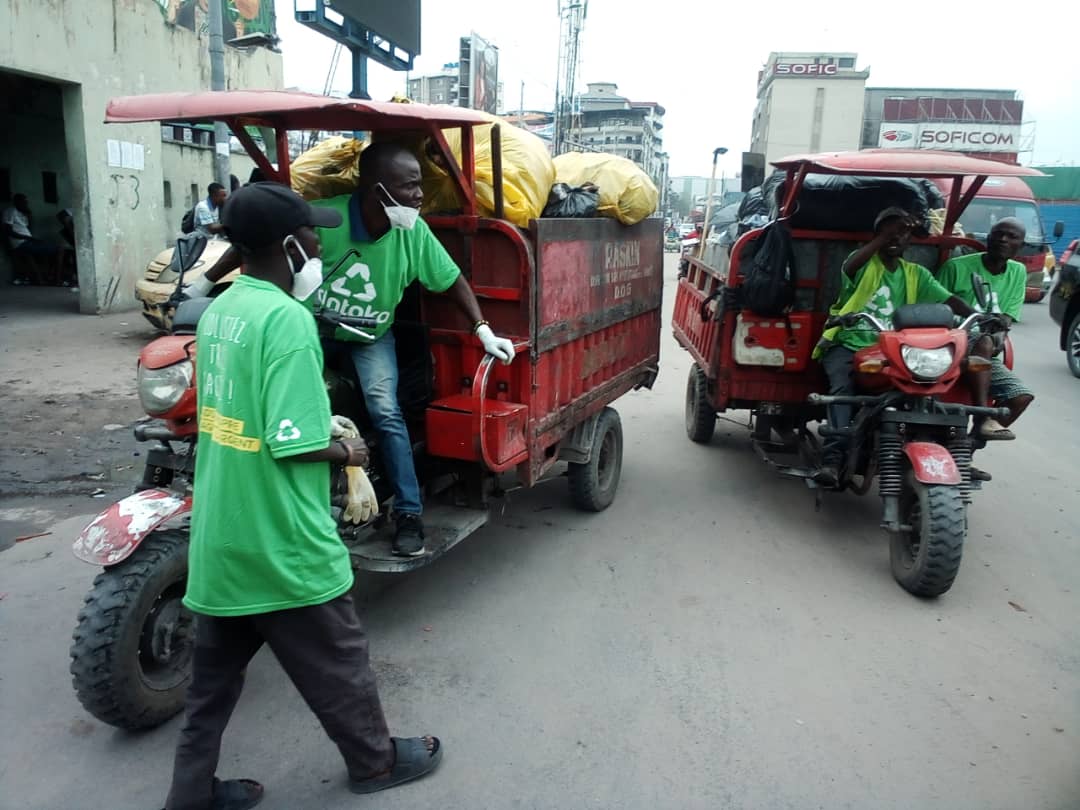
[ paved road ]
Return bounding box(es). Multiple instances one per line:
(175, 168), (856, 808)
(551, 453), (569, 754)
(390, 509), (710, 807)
(2, 258), (1078, 809)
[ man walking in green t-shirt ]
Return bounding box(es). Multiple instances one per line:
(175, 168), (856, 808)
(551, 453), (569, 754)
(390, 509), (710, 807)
(164, 183), (442, 810)
(187, 142), (515, 558)
(814, 207), (975, 487)
(937, 217), (1035, 442)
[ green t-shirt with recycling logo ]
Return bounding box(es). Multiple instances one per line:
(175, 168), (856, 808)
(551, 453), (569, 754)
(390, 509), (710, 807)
(307, 193), (462, 343)
(835, 257), (952, 351)
(936, 252), (1025, 322)
(185, 274), (352, 617)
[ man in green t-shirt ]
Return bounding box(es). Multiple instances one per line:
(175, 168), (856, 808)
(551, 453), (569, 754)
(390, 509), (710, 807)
(189, 142), (514, 557)
(937, 217), (1034, 441)
(815, 207), (975, 487)
(164, 183), (442, 810)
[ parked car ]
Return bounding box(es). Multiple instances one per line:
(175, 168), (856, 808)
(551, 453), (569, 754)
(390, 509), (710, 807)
(1049, 245), (1080, 377)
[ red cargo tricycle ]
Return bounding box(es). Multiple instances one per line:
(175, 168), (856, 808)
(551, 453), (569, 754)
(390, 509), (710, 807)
(70, 92), (662, 729)
(672, 150), (1042, 598)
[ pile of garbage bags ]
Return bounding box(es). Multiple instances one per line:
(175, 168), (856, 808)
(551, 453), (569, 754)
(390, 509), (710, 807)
(419, 110), (555, 228)
(290, 136), (364, 201)
(550, 152), (658, 225)
(285, 111), (659, 228)
(747, 170), (945, 234)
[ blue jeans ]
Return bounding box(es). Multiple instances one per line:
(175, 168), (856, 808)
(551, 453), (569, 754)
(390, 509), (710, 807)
(348, 332), (422, 517)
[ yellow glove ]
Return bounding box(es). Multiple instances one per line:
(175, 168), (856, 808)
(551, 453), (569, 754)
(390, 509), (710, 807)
(343, 466), (379, 524)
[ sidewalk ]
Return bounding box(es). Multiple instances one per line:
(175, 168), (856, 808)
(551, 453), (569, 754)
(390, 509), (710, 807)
(0, 287), (155, 546)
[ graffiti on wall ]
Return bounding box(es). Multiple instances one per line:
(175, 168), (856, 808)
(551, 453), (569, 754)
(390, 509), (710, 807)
(153, 0), (276, 40)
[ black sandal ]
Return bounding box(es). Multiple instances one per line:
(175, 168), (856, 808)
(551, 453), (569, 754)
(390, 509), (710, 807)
(348, 736), (443, 795)
(211, 778), (264, 810)
(159, 778), (263, 810)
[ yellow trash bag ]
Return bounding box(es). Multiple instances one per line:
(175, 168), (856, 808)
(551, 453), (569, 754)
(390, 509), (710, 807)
(553, 152), (658, 225)
(290, 136), (364, 201)
(421, 111), (554, 228)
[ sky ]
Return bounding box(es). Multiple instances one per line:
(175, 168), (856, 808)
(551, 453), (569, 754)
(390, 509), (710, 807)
(272, 0), (1080, 179)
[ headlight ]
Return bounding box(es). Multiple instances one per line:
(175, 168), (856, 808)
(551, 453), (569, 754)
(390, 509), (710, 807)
(138, 360), (193, 415)
(900, 346), (954, 381)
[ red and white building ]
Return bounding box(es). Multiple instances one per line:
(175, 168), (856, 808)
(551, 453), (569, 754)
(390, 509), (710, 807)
(862, 88), (1029, 164)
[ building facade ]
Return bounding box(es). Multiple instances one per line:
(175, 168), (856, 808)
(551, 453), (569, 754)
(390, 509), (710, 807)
(407, 72), (459, 106)
(574, 83), (669, 209)
(750, 52), (870, 167)
(0, 0), (282, 313)
(863, 87), (1026, 164)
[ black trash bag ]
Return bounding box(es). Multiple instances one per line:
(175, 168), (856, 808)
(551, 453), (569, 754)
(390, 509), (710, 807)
(737, 186), (767, 220)
(542, 182), (600, 218)
(759, 170), (944, 233)
(738, 220), (797, 317)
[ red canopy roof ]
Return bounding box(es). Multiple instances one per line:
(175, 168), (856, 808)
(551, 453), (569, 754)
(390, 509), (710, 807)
(105, 90), (492, 131)
(772, 149), (1045, 178)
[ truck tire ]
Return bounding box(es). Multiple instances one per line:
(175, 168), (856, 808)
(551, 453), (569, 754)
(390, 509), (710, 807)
(1067, 312), (1080, 379)
(568, 407), (623, 512)
(685, 363), (715, 444)
(890, 474), (966, 598)
(70, 529), (193, 729)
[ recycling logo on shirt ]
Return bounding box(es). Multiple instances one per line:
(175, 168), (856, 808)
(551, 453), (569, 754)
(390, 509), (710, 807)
(329, 262), (378, 303)
(865, 284), (896, 329)
(276, 419), (302, 442)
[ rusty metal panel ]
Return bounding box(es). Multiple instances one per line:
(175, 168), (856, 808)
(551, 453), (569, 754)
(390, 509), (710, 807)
(531, 218), (663, 353)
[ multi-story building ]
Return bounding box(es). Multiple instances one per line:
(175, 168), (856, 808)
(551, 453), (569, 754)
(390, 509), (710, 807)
(574, 83), (669, 208)
(407, 71), (459, 106)
(750, 52), (870, 167)
(863, 87), (1027, 164)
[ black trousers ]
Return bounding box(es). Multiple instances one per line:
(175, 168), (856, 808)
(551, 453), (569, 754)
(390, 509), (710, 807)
(165, 592), (395, 810)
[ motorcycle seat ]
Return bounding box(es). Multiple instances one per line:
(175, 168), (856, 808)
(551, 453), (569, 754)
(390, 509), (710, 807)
(892, 303), (954, 330)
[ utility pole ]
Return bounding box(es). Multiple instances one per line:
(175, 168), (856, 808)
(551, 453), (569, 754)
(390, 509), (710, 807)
(208, 0), (231, 189)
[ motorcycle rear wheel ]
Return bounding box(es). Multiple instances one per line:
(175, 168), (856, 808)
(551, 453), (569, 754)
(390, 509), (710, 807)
(889, 474), (966, 598)
(70, 529), (192, 729)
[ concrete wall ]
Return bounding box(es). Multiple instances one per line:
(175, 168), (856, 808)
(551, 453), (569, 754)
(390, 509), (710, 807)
(159, 140), (255, 245)
(0, 0), (282, 313)
(762, 78), (866, 167)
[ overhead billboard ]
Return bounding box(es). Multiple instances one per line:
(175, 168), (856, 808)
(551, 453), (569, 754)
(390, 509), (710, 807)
(879, 122), (1022, 153)
(156, 0), (276, 40)
(459, 33), (499, 114)
(324, 0), (421, 54)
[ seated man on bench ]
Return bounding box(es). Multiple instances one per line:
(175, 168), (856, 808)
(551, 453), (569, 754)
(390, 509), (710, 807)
(3, 194), (62, 284)
(937, 217), (1033, 442)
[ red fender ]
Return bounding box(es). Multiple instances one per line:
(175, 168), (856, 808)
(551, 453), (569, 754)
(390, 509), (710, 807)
(903, 442), (961, 485)
(73, 490), (191, 566)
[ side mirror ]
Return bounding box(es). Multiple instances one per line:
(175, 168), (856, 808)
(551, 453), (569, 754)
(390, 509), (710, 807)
(971, 273), (990, 312)
(1054, 220), (1065, 239)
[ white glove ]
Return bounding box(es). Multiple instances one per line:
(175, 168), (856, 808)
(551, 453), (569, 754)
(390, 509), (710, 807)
(182, 275), (215, 299)
(330, 414), (360, 440)
(476, 323), (515, 365)
(343, 466), (379, 524)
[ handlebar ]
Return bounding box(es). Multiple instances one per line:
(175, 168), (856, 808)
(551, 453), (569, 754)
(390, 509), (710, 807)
(826, 310), (1007, 335)
(315, 310), (379, 340)
(824, 312), (889, 333)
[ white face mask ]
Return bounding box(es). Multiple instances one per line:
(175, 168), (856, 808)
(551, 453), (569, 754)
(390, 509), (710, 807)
(283, 235), (324, 302)
(377, 183), (420, 230)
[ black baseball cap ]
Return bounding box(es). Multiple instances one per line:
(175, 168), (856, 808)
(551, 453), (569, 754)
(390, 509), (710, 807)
(221, 182), (342, 250)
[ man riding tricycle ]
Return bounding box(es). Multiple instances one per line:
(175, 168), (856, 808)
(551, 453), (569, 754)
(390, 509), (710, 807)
(70, 91), (663, 730)
(673, 150), (1043, 598)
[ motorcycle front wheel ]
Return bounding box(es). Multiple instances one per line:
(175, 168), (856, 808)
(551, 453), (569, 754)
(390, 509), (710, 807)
(890, 473), (966, 598)
(70, 529), (192, 729)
